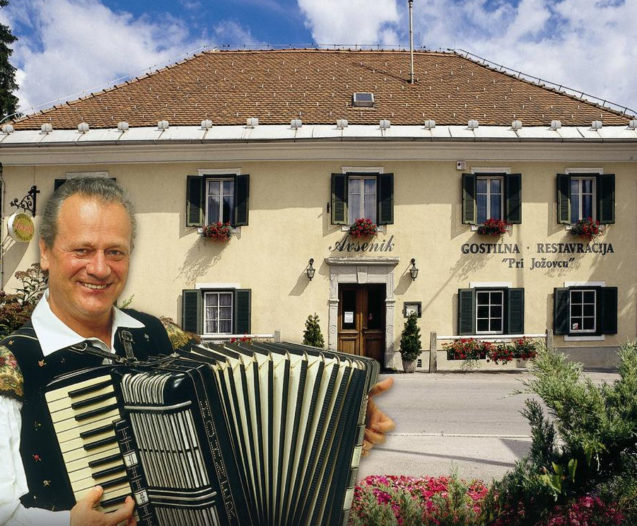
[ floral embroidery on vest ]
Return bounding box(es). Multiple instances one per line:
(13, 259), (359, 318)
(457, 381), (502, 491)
(0, 344), (24, 400)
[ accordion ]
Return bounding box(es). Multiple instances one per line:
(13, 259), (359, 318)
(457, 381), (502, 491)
(44, 342), (379, 525)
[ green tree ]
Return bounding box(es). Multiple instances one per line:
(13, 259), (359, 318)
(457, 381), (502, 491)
(303, 313), (324, 348)
(0, 0), (19, 121)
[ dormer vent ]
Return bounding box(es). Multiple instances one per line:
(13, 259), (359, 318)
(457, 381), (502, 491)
(352, 92), (374, 108)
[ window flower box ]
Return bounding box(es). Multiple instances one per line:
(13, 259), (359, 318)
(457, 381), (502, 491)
(570, 217), (601, 241)
(477, 218), (509, 236)
(348, 218), (378, 238)
(200, 222), (232, 242)
(444, 337), (538, 365)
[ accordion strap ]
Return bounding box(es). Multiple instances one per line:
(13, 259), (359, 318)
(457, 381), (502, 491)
(67, 341), (128, 364)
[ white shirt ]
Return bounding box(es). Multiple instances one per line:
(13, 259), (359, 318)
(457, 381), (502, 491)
(0, 292), (144, 526)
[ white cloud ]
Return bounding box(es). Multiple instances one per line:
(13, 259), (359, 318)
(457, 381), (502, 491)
(295, 0), (635, 110)
(298, 0), (399, 46)
(411, 0), (637, 111)
(212, 20), (268, 49)
(6, 0), (198, 113)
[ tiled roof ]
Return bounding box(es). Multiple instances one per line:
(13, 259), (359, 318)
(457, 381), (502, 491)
(11, 49), (631, 130)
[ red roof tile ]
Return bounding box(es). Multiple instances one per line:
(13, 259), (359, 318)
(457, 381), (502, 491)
(11, 49), (631, 130)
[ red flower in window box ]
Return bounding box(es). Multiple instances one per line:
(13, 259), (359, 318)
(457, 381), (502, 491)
(477, 218), (509, 236)
(349, 218), (378, 238)
(201, 222), (232, 242)
(570, 217), (601, 241)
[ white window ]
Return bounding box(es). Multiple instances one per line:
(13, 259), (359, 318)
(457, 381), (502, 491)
(570, 177), (596, 223)
(204, 291), (233, 334)
(476, 290), (504, 334)
(206, 179), (235, 225)
(347, 176), (377, 224)
(569, 289), (596, 333)
(476, 176), (503, 224)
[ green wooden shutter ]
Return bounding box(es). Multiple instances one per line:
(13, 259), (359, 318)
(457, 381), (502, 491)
(234, 174), (250, 226)
(458, 288), (475, 335)
(597, 174), (615, 224)
(181, 289), (202, 334)
(461, 173), (476, 225)
(505, 173), (522, 224)
(600, 287), (618, 334)
(553, 288), (570, 335)
(506, 288), (524, 334)
(186, 176), (204, 227)
(331, 173), (347, 225)
(377, 173), (394, 225)
(557, 174), (571, 224)
(234, 289), (251, 334)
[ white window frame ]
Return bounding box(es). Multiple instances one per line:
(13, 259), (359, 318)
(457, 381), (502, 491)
(563, 280), (606, 341)
(339, 166), (385, 231)
(198, 168), (242, 227)
(569, 176), (597, 223)
(203, 290), (234, 335)
(205, 178), (235, 224)
(568, 288), (597, 334)
(475, 289), (505, 335)
(475, 174), (504, 224)
(347, 175), (377, 224)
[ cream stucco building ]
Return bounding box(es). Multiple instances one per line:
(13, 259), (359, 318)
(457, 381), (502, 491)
(1, 49), (636, 369)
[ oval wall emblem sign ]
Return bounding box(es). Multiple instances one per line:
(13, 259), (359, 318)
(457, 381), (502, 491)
(8, 212), (35, 242)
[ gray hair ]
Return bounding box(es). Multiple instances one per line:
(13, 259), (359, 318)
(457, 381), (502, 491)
(39, 177), (136, 248)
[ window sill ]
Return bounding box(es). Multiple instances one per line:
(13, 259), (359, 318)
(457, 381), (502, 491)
(563, 335), (606, 341)
(197, 226), (240, 235)
(564, 224), (605, 232)
(340, 225), (386, 233)
(470, 224), (512, 232)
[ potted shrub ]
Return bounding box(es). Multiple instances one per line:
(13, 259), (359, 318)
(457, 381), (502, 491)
(349, 218), (378, 238)
(399, 313), (422, 373)
(302, 313), (325, 348)
(570, 217), (601, 241)
(477, 218), (509, 236)
(201, 222), (232, 241)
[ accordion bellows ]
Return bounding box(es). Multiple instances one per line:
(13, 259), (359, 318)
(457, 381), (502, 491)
(44, 342), (379, 525)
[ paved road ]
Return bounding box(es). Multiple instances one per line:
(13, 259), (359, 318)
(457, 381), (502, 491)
(358, 370), (619, 483)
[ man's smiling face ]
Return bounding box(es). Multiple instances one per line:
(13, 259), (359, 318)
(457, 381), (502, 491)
(39, 194), (132, 335)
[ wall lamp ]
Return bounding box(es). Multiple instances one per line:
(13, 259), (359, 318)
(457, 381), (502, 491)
(306, 258), (316, 280)
(409, 258), (419, 280)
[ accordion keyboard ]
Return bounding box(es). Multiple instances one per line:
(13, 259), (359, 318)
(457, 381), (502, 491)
(45, 374), (132, 512)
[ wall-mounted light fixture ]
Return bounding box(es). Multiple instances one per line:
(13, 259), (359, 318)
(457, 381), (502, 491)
(306, 258), (316, 280)
(409, 258), (419, 280)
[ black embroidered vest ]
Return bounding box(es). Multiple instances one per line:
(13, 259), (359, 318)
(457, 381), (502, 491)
(2, 309), (172, 511)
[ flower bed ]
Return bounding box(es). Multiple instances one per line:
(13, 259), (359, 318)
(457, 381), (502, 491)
(350, 476), (625, 526)
(201, 222), (232, 241)
(444, 337), (539, 364)
(349, 218), (378, 238)
(350, 474), (488, 526)
(570, 217), (601, 241)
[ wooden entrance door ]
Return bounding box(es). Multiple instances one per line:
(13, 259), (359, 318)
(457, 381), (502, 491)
(338, 284), (385, 364)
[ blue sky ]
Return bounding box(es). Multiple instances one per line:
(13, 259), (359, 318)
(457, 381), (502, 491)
(1, 0), (635, 117)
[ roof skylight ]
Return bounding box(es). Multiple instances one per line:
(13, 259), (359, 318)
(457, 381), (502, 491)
(352, 92), (374, 108)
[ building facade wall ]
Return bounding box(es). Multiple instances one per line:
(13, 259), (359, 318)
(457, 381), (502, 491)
(1, 152), (635, 369)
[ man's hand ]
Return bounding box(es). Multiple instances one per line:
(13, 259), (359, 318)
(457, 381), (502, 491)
(362, 377), (395, 456)
(70, 486), (136, 526)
